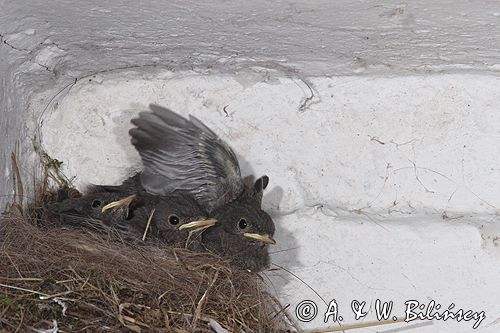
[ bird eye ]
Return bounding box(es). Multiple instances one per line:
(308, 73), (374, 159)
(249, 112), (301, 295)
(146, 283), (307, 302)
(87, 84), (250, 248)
(238, 218), (248, 229)
(169, 215), (180, 225)
(91, 199), (102, 208)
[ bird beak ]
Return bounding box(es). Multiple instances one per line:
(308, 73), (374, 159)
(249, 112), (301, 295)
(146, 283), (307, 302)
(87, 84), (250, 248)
(243, 233), (276, 245)
(101, 194), (137, 213)
(178, 218), (218, 231)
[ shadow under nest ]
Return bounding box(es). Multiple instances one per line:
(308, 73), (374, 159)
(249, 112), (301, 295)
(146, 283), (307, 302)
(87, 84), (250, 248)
(0, 174), (293, 332)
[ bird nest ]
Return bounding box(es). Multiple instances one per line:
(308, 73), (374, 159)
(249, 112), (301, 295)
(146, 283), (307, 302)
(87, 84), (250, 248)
(0, 157), (293, 332)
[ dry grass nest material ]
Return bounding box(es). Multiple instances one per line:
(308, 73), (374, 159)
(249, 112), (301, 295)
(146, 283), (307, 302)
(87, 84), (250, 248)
(0, 165), (293, 332)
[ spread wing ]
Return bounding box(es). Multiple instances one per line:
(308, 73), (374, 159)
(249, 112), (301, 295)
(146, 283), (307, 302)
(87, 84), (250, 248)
(129, 104), (244, 212)
(88, 174), (144, 195)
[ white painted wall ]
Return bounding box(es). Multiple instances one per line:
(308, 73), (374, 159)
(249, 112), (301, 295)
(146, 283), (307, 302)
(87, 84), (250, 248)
(2, 1), (500, 332)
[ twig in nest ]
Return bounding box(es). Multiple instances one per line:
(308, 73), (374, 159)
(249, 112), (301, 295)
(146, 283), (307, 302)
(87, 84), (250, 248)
(192, 270), (220, 329)
(39, 290), (74, 300)
(166, 310), (213, 323)
(5, 252), (23, 279)
(11, 150), (24, 214)
(14, 306), (24, 333)
(38, 150), (73, 187)
(0, 282), (49, 297)
(118, 303), (151, 333)
(0, 277), (43, 282)
(142, 208), (155, 241)
(271, 303), (290, 320)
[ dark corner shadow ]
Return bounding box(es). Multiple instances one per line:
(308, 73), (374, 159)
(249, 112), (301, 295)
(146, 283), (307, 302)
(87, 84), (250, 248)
(262, 186), (303, 298)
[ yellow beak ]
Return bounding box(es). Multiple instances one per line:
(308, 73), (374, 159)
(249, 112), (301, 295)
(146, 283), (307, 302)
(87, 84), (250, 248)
(243, 233), (276, 245)
(178, 218), (218, 231)
(101, 194), (137, 213)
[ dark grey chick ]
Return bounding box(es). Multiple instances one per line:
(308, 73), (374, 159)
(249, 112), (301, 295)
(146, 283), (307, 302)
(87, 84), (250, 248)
(52, 191), (215, 246)
(127, 193), (216, 247)
(202, 176), (276, 272)
(50, 191), (138, 235)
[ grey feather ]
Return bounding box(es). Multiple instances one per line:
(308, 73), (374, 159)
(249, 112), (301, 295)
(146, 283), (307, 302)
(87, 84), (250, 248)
(129, 104), (244, 212)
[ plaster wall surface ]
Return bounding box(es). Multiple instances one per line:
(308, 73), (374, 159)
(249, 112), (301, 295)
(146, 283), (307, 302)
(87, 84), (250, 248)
(2, 1), (500, 332)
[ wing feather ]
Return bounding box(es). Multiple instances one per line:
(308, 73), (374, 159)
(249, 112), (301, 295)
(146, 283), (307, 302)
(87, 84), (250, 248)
(129, 104), (243, 212)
